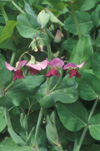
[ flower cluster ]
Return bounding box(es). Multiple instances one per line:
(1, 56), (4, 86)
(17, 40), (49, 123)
(5, 57), (85, 81)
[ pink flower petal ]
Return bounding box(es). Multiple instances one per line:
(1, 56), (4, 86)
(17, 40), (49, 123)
(26, 63), (41, 71)
(48, 58), (64, 68)
(13, 69), (24, 81)
(46, 69), (59, 77)
(29, 67), (40, 75)
(26, 58), (48, 71)
(64, 62), (85, 70)
(38, 58), (49, 69)
(5, 62), (16, 71)
(63, 63), (77, 70)
(17, 60), (27, 69)
(69, 69), (81, 78)
(77, 62), (85, 68)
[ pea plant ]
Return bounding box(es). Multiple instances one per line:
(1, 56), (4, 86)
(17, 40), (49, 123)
(0, 0), (100, 151)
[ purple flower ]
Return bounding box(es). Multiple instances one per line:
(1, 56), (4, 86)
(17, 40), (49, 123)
(5, 60), (27, 81)
(46, 58), (64, 77)
(26, 58), (48, 75)
(63, 62), (85, 78)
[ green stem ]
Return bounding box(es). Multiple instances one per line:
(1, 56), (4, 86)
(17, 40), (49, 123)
(0, 5), (8, 23)
(76, 126), (88, 151)
(5, 81), (14, 91)
(88, 98), (99, 121)
(11, 0), (25, 14)
(3, 107), (13, 129)
(10, 52), (16, 66)
(50, 69), (63, 92)
(46, 44), (52, 94)
(76, 98), (99, 151)
(70, 2), (81, 38)
(34, 107), (44, 148)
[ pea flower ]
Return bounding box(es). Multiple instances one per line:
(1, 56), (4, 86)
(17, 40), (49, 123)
(26, 56), (48, 75)
(46, 58), (64, 77)
(63, 62), (85, 78)
(54, 30), (63, 43)
(5, 60), (27, 81)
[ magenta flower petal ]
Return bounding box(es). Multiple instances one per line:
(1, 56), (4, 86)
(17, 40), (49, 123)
(48, 58), (64, 68)
(13, 69), (24, 81)
(46, 69), (59, 77)
(17, 60), (27, 69)
(5, 62), (16, 71)
(69, 69), (81, 78)
(29, 67), (40, 75)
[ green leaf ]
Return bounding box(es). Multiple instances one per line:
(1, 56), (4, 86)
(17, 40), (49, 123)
(64, 11), (94, 35)
(46, 114), (59, 146)
(91, 4), (100, 27)
(76, 0), (100, 11)
(92, 52), (100, 79)
(46, 9), (64, 26)
(0, 137), (33, 151)
(37, 10), (50, 28)
(95, 30), (100, 47)
(35, 75), (78, 108)
(0, 75), (44, 107)
(56, 101), (88, 132)
(69, 36), (93, 69)
(63, 38), (77, 53)
(0, 54), (13, 88)
(0, 21), (17, 50)
(77, 71), (100, 101)
(89, 113), (100, 140)
(8, 128), (26, 145)
(24, 1), (38, 28)
(17, 14), (35, 39)
(0, 107), (6, 132)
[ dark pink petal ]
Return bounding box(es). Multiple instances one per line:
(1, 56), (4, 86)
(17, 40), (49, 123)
(46, 69), (59, 77)
(5, 62), (16, 71)
(17, 60), (27, 69)
(13, 69), (24, 81)
(48, 58), (64, 68)
(69, 69), (81, 78)
(29, 67), (40, 75)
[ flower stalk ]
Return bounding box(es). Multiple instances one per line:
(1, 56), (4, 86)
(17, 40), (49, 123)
(70, 2), (81, 38)
(76, 98), (99, 151)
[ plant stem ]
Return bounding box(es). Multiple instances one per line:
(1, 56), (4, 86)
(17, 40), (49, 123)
(76, 98), (99, 151)
(0, 5), (8, 23)
(11, 0), (25, 14)
(76, 126), (88, 151)
(5, 81), (14, 91)
(46, 44), (52, 94)
(10, 52), (16, 66)
(3, 107), (13, 129)
(88, 98), (99, 121)
(34, 107), (44, 148)
(70, 2), (81, 38)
